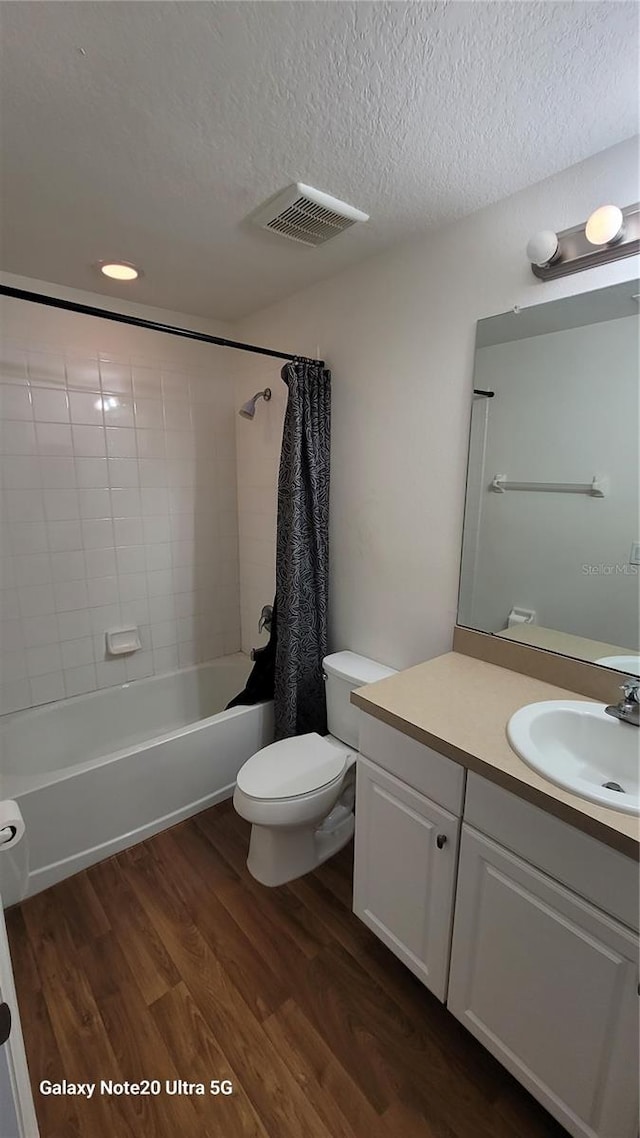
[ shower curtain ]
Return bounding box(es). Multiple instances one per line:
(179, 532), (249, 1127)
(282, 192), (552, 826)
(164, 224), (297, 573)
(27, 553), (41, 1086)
(274, 360), (331, 739)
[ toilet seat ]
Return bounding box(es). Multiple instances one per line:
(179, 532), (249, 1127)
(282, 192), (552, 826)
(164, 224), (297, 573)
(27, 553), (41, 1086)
(236, 733), (351, 801)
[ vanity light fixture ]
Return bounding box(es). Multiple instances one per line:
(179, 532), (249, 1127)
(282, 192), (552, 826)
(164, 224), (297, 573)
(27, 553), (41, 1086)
(526, 203), (639, 280)
(98, 261), (141, 281)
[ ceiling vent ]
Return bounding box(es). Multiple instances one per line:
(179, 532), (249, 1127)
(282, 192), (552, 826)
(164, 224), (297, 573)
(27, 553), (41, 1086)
(252, 183), (369, 247)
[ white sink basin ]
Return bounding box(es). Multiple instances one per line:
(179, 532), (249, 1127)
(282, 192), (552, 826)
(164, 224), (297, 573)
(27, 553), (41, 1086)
(595, 655), (640, 676)
(507, 701), (640, 815)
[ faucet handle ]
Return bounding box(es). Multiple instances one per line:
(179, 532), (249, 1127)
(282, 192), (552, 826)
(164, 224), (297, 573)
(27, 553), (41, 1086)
(620, 679), (640, 701)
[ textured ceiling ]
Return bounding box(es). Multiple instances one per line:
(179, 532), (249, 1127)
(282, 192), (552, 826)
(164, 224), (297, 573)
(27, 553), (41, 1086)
(1, 1), (638, 321)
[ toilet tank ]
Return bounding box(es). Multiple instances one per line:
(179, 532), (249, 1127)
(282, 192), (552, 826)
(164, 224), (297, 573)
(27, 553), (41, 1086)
(323, 651), (397, 749)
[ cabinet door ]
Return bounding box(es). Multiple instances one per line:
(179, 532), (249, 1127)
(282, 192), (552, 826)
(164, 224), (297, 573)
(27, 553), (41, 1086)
(353, 757), (459, 1001)
(448, 825), (639, 1138)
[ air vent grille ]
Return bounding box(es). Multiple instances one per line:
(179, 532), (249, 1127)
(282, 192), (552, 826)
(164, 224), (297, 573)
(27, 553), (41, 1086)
(252, 183), (369, 247)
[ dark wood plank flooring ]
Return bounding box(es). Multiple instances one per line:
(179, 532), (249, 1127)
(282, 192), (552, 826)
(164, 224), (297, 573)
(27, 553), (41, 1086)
(7, 800), (567, 1138)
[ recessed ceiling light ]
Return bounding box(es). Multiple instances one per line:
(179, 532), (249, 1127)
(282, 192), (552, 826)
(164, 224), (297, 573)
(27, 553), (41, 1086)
(99, 261), (141, 281)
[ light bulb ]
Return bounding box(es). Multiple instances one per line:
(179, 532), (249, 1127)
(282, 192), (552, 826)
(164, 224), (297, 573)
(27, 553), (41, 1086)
(526, 230), (559, 267)
(585, 205), (624, 246)
(99, 262), (140, 281)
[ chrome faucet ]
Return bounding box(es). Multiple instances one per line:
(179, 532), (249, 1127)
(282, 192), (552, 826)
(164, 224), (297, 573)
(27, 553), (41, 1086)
(604, 680), (640, 727)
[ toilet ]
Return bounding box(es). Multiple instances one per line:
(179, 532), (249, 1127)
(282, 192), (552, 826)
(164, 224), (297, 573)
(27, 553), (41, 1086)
(233, 651), (396, 886)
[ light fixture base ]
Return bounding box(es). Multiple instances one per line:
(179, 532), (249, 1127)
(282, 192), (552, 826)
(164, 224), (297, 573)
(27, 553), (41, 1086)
(530, 204), (639, 281)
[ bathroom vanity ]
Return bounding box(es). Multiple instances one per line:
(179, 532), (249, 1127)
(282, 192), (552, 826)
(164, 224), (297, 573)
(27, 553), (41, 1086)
(350, 650), (639, 1138)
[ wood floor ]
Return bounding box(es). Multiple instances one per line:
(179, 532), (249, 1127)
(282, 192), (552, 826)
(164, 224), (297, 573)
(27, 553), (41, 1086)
(7, 800), (568, 1138)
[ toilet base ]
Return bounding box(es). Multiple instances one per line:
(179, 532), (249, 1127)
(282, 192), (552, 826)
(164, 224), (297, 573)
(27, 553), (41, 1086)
(246, 809), (355, 887)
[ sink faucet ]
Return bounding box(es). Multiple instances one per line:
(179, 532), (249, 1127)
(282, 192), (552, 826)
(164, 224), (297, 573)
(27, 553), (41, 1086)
(604, 680), (640, 727)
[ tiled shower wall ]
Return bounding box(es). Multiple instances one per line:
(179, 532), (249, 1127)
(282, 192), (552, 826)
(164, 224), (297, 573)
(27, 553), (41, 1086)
(0, 295), (240, 714)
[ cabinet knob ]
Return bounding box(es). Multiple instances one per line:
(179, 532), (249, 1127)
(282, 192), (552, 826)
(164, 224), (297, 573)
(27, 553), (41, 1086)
(436, 833), (447, 849)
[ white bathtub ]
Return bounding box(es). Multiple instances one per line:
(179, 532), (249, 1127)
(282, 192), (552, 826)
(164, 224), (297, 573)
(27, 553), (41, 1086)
(0, 653), (272, 906)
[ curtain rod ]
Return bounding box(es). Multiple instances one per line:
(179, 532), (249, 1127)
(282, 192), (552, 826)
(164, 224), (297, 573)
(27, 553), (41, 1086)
(0, 285), (325, 368)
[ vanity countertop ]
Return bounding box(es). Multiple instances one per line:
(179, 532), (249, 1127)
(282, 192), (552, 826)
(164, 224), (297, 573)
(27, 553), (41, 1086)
(351, 651), (640, 859)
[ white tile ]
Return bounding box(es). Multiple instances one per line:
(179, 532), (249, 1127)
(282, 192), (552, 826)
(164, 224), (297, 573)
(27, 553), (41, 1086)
(11, 521), (48, 554)
(110, 488), (141, 517)
(39, 457), (76, 488)
(31, 387), (69, 423)
(26, 642), (62, 677)
(79, 488), (111, 519)
(166, 431), (195, 460)
(1, 619), (25, 651)
(120, 597), (149, 626)
(113, 516), (142, 546)
(47, 519), (83, 552)
(90, 603), (121, 636)
(0, 556), (16, 589)
(19, 583), (55, 617)
(1, 455), (41, 489)
(0, 422), (37, 455)
(44, 488), (80, 521)
(151, 619), (177, 649)
(0, 679), (31, 714)
(0, 384), (32, 420)
(152, 645), (178, 673)
(2, 649), (27, 681)
(87, 575), (118, 607)
(171, 542), (195, 568)
(118, 572), (148, 602)
(0, 347), (28, 384)
(68, 390), (104, 425)
(108, 458), (139, 488)
(4, 488), (44, 523)
(51, 550), (86, 582)
(60, 637), (95, 669)
(177, 615), (197, 643)
(57, 609), (92, 641)
(16, 553), (52, 587)
(103, 396), (134, 428)
(29, 673), (65, 706)
(140, 487), (169, 515)
(174, 591), (196, 618)
(134, 398), (164, 429)
(171, 564), (195, 593)
(124, 652), (154, 681)
(115, 545), (145, 574)
(166, 458), (194, 487)
(136, 428), (166, 460)
(148, 594), (174, 623)
(178, 641), (197, 667)
(28, 352), (66, 387)
(100, 361), (132, 395)
(145, 543), (172, 572)
(163, 400), (192, 430)
(63, 664), (97, 697)
(138, 459), (167, 487)
(65, 357), (101, 390)
(95, 657), (127, 688)
(36, 422), (73, 455)
(161, 372), (187, 399)
(81, 518), (114, 550)
(75, 458), (109, 489)
(143, 515), (171, 544)
(106, 427), (137, 458)
(72, 425), (107, 457)
(132, 367), (162, 398)
(54, 578), (88, 612)
(84, 547), (117, 578)
(22, 613), (59, 647)
(147, 569), (173, 597)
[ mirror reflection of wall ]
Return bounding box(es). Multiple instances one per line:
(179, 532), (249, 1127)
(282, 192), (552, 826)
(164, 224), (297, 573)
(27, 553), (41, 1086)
(459, 280), (640, 674)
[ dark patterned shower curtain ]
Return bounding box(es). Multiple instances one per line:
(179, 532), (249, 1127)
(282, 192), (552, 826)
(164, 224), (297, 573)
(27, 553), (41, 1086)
(274, 360), (331, 739)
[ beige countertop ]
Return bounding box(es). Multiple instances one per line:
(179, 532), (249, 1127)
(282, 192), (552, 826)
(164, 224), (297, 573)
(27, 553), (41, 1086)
(497, 624), (636, 665)
(351, 651), (640, 860)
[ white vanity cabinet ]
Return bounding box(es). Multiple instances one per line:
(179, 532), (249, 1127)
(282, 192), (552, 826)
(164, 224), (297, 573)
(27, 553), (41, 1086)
(353, 717), (465, 1000)
(448, 776), (639, 1138)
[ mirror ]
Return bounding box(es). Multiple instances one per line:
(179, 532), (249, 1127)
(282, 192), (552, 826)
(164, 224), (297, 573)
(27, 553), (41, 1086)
(459, 280), (640, 674)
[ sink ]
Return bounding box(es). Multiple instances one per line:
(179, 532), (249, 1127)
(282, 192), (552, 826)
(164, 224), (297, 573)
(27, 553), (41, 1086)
(595, 655), (640, 676)
(507, 701), (640, 815)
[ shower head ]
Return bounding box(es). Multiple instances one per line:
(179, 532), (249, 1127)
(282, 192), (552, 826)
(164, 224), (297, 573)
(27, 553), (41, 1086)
(239, 388), (272, 419)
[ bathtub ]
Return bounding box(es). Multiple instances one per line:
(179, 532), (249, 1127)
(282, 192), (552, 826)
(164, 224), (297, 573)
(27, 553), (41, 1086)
(0, 653), (272, 907)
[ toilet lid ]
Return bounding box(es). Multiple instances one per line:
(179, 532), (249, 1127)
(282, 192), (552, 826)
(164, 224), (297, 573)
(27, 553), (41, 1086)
(237, 733), (350, 800)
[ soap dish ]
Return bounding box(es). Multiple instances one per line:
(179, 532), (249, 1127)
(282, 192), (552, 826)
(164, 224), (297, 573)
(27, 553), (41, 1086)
(105, 626), (141, 656)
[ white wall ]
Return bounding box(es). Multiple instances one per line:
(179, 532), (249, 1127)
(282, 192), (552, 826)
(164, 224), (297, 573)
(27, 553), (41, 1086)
(233, 138), (640, 668)
(462, 316), (639, 647)
(0, 280), (240, 714)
